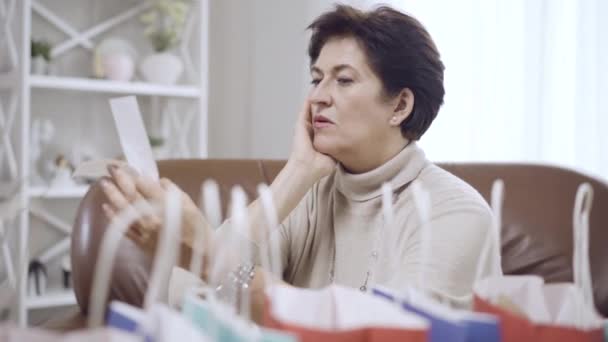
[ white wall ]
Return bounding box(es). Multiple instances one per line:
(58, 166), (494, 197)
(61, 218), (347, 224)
(206, 0), (254, 158)
(208, 0), (322, 159)
(209, 0), (608, 180)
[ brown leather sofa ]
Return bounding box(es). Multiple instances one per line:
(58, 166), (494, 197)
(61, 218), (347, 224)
(59, 159), (608, 329)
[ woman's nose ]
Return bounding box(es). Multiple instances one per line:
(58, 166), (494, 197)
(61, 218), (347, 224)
(309, 82), (331, 107)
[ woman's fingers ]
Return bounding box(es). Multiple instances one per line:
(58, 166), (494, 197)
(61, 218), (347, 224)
(100, 178), (131, 212)
(101, 203), (116, 220)
(125, 229), (142, 244)
(100, 169), (168, 254)
(159, 178), (173, 189)
(159, 178), (189, 204)
(108, 165), (138, 202)
(126, 221), (159, 254)
(135, 175), (165, 200)
(298, 99), (312, 126)
(126, 228), (151, 248)
(138, 213), (161, 233)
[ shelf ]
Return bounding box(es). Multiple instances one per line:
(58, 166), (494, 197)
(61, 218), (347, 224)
(28, 185), (90, 198)
(26, 289), (76, 309)
(13, 0), (208, 326)
(30, 75), (201, 98)
(0, 71), (17, 89)
(0, 181), (19, 198)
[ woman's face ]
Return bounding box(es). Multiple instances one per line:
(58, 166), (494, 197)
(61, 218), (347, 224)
(309, 36), (402, 162)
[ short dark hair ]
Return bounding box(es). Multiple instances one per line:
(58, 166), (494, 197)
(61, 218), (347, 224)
(308, 5), (445, 140)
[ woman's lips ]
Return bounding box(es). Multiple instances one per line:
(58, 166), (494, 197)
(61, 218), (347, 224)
(313, 115), (334, 129)
(313, 121), (334, 129)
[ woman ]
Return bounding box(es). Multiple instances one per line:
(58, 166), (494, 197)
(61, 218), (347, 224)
(101, 5), (497, 321)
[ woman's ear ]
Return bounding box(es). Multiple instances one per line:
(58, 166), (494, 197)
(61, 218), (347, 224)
(389, 88), (415, 126)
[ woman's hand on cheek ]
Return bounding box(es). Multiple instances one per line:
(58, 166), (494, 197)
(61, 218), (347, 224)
(288, 99), (336, 181)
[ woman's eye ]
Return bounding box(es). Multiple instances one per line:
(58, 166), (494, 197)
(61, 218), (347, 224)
(337, 78), (353, 85)
(311, 79), (321, 86)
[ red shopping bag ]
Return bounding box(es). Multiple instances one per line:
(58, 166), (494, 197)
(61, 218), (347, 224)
(474, 291), (603, 341)
(263, 284), (429, 342)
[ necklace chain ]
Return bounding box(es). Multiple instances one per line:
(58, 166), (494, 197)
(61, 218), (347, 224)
(329, 217), (384, 292)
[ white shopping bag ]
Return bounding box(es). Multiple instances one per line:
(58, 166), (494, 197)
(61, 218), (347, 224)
(473, 182), (604, 342)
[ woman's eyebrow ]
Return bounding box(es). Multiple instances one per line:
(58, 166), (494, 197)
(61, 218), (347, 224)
(332, 64), (356, 74)
(310, 65), (323, 75)
(310, 64), (357, 75)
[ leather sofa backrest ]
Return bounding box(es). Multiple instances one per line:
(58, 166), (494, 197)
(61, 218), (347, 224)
(71, 159), (608, 316)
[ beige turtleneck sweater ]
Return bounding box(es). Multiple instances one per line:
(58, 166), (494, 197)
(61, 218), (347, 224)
(169, 143), (499, 308)
(270, 142), (498, 307)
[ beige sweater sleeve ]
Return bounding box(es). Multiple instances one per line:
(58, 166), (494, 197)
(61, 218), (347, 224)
(269, 188), (315, 279)
(388, 196), (497, 308)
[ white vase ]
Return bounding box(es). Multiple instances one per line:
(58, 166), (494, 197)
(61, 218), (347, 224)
(139, 52), (184, 85)
(31, 56), (47, 75)
(102, 52), (135, 81)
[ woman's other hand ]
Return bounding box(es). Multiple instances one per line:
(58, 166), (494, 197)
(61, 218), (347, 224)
(100, 165), (211, 266)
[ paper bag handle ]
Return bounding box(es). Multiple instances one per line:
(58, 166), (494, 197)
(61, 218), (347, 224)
(572, 182), (594, 308)
(257, 184), (283, 280)
(409, 180), (432, 292)
(490, 179), (504, 276)
(188, 180), (222, 278)
(88, 186), (182, 328)
(144, 186), (182, 310)
(202, 180), (223, 229)
(381, 181), (432, 292)
(230, 186), (252, 321)
(206, 186), (250, 315)
(473, 179), (505, 283)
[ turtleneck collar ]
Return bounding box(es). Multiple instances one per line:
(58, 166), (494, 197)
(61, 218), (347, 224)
(334, 142), (428, 201)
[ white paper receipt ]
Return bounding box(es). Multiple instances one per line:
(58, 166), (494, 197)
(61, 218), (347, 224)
(109, 96), (159, 180)
(72, 159), (137, 180)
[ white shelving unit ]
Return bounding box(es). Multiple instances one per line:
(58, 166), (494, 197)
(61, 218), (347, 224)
(30, 75), (201, 98)
(28, 185), (90, 198)
(26, 289), (76, 309)
(1, 0), (209, 326)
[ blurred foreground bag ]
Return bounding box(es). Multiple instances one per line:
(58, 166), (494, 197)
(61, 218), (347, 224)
(473, 183), (604, 342)
(264, 284), (429, 342)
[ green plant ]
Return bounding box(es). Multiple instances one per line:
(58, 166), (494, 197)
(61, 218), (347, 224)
(140, 0), (190, 52)
(31, 39), (52, 62)
(149, 135), (165, 147)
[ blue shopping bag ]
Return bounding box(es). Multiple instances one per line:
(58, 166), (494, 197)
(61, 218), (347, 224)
(372, 286), (499, 342)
